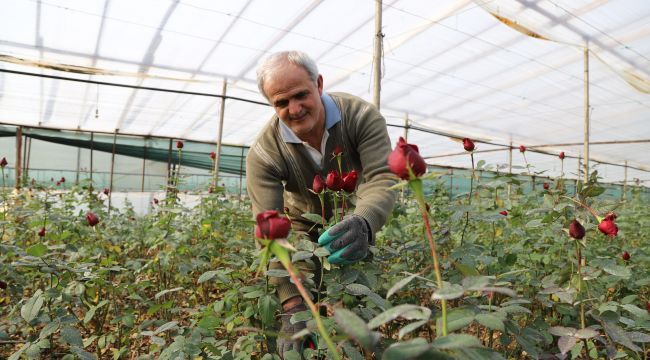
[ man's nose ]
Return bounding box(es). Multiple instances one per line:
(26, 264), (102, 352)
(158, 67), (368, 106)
(288, 100), (302, 115)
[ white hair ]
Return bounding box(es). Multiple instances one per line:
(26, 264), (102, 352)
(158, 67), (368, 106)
(256, 51), (319, 100)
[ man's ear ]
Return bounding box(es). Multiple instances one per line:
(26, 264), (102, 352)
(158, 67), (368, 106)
(317, 74), (323, 95)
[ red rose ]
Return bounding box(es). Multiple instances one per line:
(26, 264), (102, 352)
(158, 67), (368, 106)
(56, 181), (61, 186)
(326, 170), (343, 191)
(255, 210), (291, 239)
(598, 218), (618, 237)
(209, 151), (216, 160)
(103, 188), (110, 195)
(646, 301), (650, 314)
(462, 138), (475, 152)
(38, 227), (46, 237)
(0, 280), (6, 290)
(519, 145), (526, 153)
(499, 210), (508, 216)
(86, 212), (100, 227)
(543, 183), (549, 190)
(176, 140), (184, 149)
(559, 152), (565, 160)
(60, 177), (66, 183)
(0, 157), (7, 168)
(622, 251), (630, 261)
(387, 137), (427, 180)
(342, 169), (358, 193)
(312, 174), (325, 193)
(332, 145), (343, 156)
(569, 219), (585, 239)
(153, 198), (159, 205)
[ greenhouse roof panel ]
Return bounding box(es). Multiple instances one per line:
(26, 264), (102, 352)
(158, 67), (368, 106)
(0, 0), (648, 184)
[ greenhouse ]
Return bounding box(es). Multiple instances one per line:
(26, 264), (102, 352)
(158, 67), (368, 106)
(1, 1), (649, 359)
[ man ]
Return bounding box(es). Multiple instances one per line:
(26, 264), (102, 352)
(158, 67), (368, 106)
(246, 51), (397, 356)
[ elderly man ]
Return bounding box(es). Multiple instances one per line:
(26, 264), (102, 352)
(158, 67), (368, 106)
(246, 50), (396, 356)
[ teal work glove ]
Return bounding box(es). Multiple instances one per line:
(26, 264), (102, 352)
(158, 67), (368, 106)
(318, 215), (371, 265)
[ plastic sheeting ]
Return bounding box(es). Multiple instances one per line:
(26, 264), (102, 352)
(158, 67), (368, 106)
(0, 0), (648, 185)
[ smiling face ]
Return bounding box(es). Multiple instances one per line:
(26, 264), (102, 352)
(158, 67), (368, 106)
(264, 63), (324, 142)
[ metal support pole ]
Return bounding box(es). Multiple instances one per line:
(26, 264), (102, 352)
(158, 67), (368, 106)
(75, 146), (81, 185)
(622, 160), (628, 201)
(25, 137), (32, 183)
(239, 146), (245, 201)
(108, 130), (117, 213)
(21, 131), (28, 186)
(15, 126), (22, 189)
(583, 47), (590, 183)
(141, 138), (147, 192)
(372, 0), (383, 108)
(166, 139), (173, 186)
(90, 132), (94, 183)
(214, 80), (228, 187)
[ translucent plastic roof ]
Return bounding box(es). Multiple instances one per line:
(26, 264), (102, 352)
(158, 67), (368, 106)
(0, 0), (648, 184)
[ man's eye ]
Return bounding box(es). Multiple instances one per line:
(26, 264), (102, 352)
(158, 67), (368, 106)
(275, 100), (288, 108)
(295, 92), (307, 99)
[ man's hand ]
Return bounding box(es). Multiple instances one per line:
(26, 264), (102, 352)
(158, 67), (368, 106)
(277, 302), (317, 357)
(318, 215), (370, 265)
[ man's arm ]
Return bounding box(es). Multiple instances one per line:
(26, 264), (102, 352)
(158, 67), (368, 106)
(246, 143), (286, 217)
(350, 103), (398, 235)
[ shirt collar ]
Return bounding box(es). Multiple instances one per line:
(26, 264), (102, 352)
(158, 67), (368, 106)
(279, 92), (341, 144)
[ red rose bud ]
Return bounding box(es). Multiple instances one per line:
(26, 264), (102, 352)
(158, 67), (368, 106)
(604, 212), (617, 221)
(209, 151), (216, 160)
(543, 183), (549, 190)
(622, 251), (630, 261)
(559, 152), (565, 160)
(312, 174), (325, 193)
(38, 227), (46, 237)
(103, 188), (110, 195)
(255, 210), (291, 239)
(569, 219), (585, 239)
(153, 198), (159, 205)
(326, 170), (343, 191)
(519, 145), (526, 153)
(60, 177), (66, 183)
(332, 145), (343, 156)
(0, 280), (6, 290)
(0, 157), (7, 168)
(462, 138), (475, 152)
(283, 207), (290, 213)
(342, 169), (358, 193)
(598, 218), (618, 237)
(647, 301), (650, 314)
(387, 137), (427, 180)
(56, 181), (61, 186)
(499, 210), (508, 216)
(86, 212), (100, 227)
(176, 140), (184, 149)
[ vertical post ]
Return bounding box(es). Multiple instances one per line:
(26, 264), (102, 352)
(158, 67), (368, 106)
(108, 130), (118, 214)
(90, 132), (94, 183)
(21, 131), (28, 186)
(141, 138), (147, 192)
(403, 114), (409, 142)
(239, 146), (245, 202)
(449, 168), (453, 199)
(214, 80), (228, 187)
(622, 160), (628, 201)
(25, 137), (32, 184)
(507, 141), (513, 198)
(166, 138), (173, 185)
(372, 0), (383, 108)
(583, 47), (590, 183)
(75, 147), (81, 185)
(575, 155), (581, 195)
(15, 126), (23, 189)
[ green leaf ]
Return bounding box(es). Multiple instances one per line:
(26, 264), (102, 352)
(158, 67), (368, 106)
(440, 307), (475, 333)
(27, 243), (48, 257)
(627, 331), (650, 343)
(398, 319), (427, 340)
(342, 341), (364, 360)
(70, 346), (96, 360)
(549, 326), (576, 337)
(432, 283), (464, 300)
(368, 304), (431, 329)
(582, 186), (605, 198)
(462, 276), (493, 291)
(258, 294), (279, 325)
(198, 315), (220, 330)
(154, 287), (183, 300)
(313, 247), (330, 257)
(301, 213), (323, 224)
(382, 338), (431, 360)
(345, 283), (371, 296)
(197, 270), (218, 284)
(431, 334), (482, 349)
(61, 326), (83, 347)
(558, 336), (577, 355)
(475, 313), (504, 331)
(386, 273), (418, 299)
(603, 265), (631, 278)
(154, 321), (179, 335)
(603, 321), (641, 352)
(290, 310), (312, 324)
(39, 321), (60, 339)
(575, 328), (598, 339)
(334, 308), (379, 350)
(83, 300), (108, 325)
(21, 289), (44, 323)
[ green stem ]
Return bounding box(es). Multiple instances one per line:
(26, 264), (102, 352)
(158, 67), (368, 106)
(460, 153), (475, 246)
(575, 240), (586, 329)
(318, 193), (326, 226)
(270, 241), (341, 360)
(410, 179), (447, 336)
(332, 192), (339, 223)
